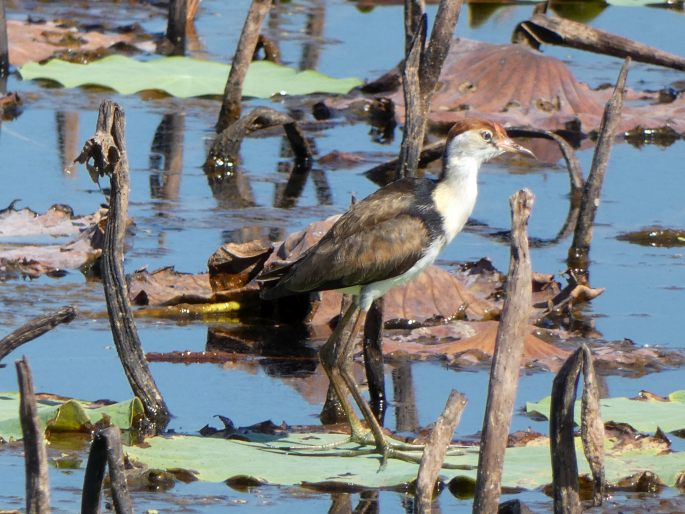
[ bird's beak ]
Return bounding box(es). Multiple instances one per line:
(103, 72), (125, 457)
(497, 138), (536, 160)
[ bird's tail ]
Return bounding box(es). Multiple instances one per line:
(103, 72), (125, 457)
(256, 260), (295, 300)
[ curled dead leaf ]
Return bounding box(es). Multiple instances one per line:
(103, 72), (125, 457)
(0, 202), (100, 238)
(605, 421), (671, 456)
(613, 471), (664, 494)
(588, 339), (685, 376)
(128, 267), (213, 306)
(208, 240), (272, 292)
(0, 205), (104, 278)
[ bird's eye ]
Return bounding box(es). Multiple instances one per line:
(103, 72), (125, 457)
(480, 130), (493, 142)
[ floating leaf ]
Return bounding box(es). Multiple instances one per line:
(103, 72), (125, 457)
(526, 390), (685, 433)
(19, 56), (362, 98)
(616, 227), (685, 248)
(128, 433), (447, 487)
(125, 432), (685, 489)
(0, 392), (144, 442)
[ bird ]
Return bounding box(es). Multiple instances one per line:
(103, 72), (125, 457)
(257, 118), (535, 462)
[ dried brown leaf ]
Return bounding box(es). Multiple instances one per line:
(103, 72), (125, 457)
(317, 150), (367, 169)
(348, 38), (685, 133)
(604, 422), (671, 456)
(508, 430), (546, 447)
(384, 320), (568, 367)
(8, 19), (150, 66)
(0, 207), (104, 278)
(208, 240), (272, 292)
(0, 202), (100, 238)
(128, 267), (213, 306)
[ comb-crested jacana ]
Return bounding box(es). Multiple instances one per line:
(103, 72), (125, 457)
(258, 119), (535, 463)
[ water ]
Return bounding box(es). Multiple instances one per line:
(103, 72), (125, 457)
(1, 0), (684, 511)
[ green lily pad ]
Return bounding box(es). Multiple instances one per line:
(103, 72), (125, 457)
(126, 433), (481, 488)
(125, 432), (685, 489)
(0, 392), (144, 441)
(526, 390), (685, 433)
(19, 56), (362, 98)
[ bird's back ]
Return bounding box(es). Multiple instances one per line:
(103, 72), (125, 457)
(259, 177), (443, 300)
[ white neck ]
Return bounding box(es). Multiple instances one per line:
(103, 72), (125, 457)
(440, 151), (482, 183)
(433, 152), (482, 243)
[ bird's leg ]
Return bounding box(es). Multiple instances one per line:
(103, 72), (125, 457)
(335, 307), (430, 465)
(318, 303), (368, 441)
(283, 303), (460, 465)
(332, 307), (391, 457)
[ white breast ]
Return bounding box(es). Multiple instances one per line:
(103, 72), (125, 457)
(356, 240), (444, 311)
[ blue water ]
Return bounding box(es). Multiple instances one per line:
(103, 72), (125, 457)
(1, 0), (684, 512)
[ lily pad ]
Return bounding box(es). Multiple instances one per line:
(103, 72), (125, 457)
(526, 390), (685, 433)
(0, 392), (144, 442)
(125, 432), (685, 489)
(19, 56), (362, 98)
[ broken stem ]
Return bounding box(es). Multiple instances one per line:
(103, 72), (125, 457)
(472, 189), (534, 514)
(207, 107), (311, 172)
(165, 0), (187, 55)
(0, 306), (77, 362)
(568, 58), (630, 276)
(76, 101), (170, 429)
(0, 0), (8, 80)
(397, 14), (426, 179)
(16, 357), (51, 514)
(81, 426), (133, 514)
(550, 345), (604, 513)
(397, 0), (462, 178)
(519, 14), (685, 72)
(416, 390), (467, 514)
(404, 0), (425, 56)
(506, 127), (584, 198)
(216, 0), (272, 132)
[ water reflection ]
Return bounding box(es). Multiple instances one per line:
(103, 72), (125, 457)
(392, 362), (419, 434)
(206, 323), (318, 378)
(55, 111), (80, 174)
(149, 113), (185, 202)
(274, 160), (315, 209)
(300, 0), (325, 71)
(326, 491), (381, 514)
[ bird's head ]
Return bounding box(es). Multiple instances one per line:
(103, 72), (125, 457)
(442, 119), (535, 175)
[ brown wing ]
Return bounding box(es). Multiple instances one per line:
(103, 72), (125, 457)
(262, 178), (437, 298)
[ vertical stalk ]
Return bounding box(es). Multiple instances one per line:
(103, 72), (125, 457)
(472, 190), (534, 513)
(17, 357), (51, 514)
(216, 0), (272, 132)
(75, 101), (170, 428)
(568, 58), (630, 276)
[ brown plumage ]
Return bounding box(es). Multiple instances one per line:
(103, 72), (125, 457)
(259, 178), (440, 299)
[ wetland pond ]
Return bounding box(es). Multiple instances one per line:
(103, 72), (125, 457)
(1, 0), (685, 512)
